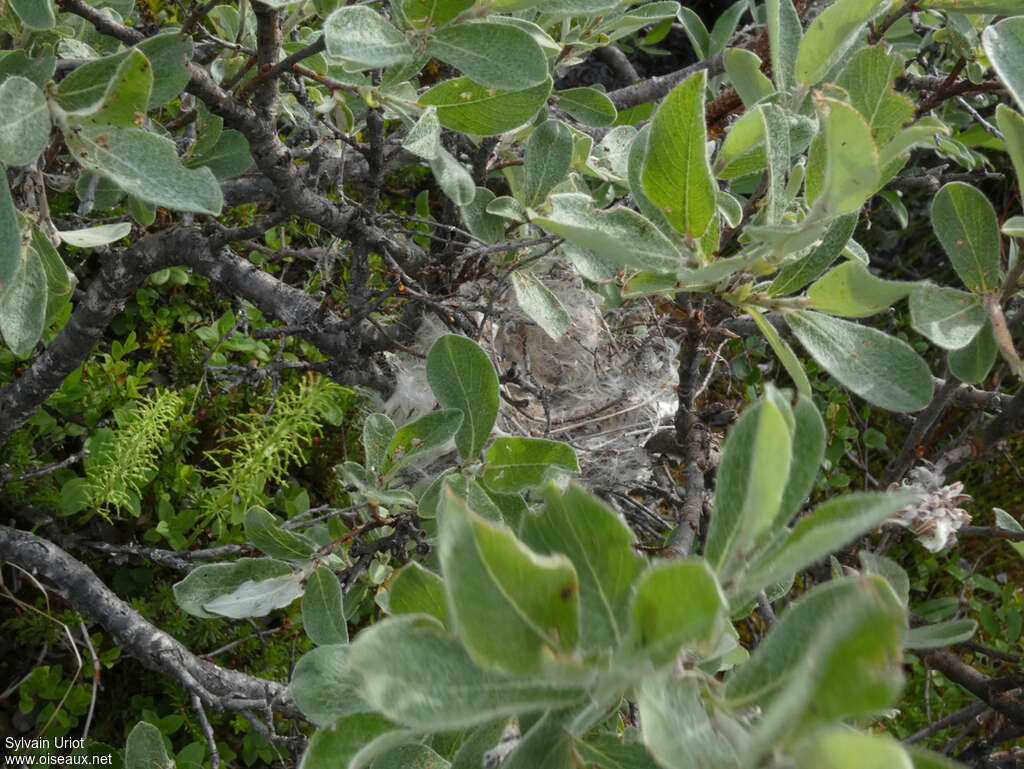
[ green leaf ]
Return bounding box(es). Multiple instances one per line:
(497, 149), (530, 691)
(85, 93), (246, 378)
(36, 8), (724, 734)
(877, 117), (950, 169)
(460, 186), (505, 243)
(796, 0), (885, 88)
(363, 413), (396, 475)
(808, 262), (914, 317)
(388, 562), (448, 626)
(920, 0), (1024, 9)
(440, 487), (579, 672)
(502, 711), (572, 769)
(385, 409), (464, 476)
(398, 0), (473, 28)
(814, 96), (879, 215)
(708, 0), (748, 55)
(427, 22), (547, 90)
(996, 105), (1024, 191)
(125, 722), (172, 769)
(426, 334), (499, 459)
(554, 87), (616, 127)
(930, 182), (1002, 293)
(64, 125), (223, 215)
(524, 120), (572, 206)
(543, 0), (623, 15)
(904, 619), (977, 650)
(714, 108), (766, 179)
(859, 551), (909, 607)
(245, 507), (318, 560)
(642, 70), (716, 238)
(726, 576), (905, 721)
(836, 46), (914, 146)
(372, 744), (450, 769)
(0, 243), (46, 357)
(625, 560), (726, 667)
(56, 223), (131, 248)
(948, 319), (997, 384)
(993, 507), (1024, 560)
(430, 148), (475, 206)
(533, 193), (683, 273)
(10, 0), (54, 30)
(203, 572), (304, 618)
(0, 76), (50, 166)
(982, 17), (1024, 113)
(738, 491), (915, 601)
(32, 227), (74, 327)
(348, 615), (586, 730)
(75, 49), (153, 127)
(787, 310), (933, 412)
(760, 103), (791, 225)
(676, 7), (709, 59)
(909, 285), (987, 350)
(704, 399), (792, 573)
(766, 0), (801, 92)
(774, 393), (827, 528)
(186, 129), (253, 179)
(482, 437), (579, 494)
(172, 557), (292, 618)
(794, 729), (913, 769)
(724, 48), (774, 108)
(638, 674), (740, 769)
(419, 77), (551, 136)
(906, 746), (970, 769)
(746, 308), (811, 395)
(570, 734), (661, 769)
(518, 484), (645, 651)
(299, 714), (403, 769)
(290, 645), (372, 725)
(324, 6), (415, 69)
(512, 272), (570, 340)
(303, 566), (348, 645)
(769, 213), (857, 295)
(56, 34), (192, 112)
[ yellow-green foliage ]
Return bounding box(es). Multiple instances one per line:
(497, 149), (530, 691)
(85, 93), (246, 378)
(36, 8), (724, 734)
(203, 375), (351, 522)
(83, 388), (186, 518)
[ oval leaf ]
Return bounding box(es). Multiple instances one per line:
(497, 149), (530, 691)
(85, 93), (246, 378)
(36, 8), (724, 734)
(796, 0), (885, 88)
(982, 17), (1024, 112)
(324, 6), (415, 69)
(440, 487), (579, 673)
(0, 244), (46, 357)
(65, 125), (223, 215)
(554, 87), (617, 127)
(348, 614), (586, 731)
(173, 557), (292, 618)
(290, 645), (373, 725)
(524, 120), (572, 206)
(930, 181), (1002, 293)
(419, 77), (551, 136)
(203, 572), (304, 618)
(0, 76), (50, 166)
(808, 262), (914, 317)
(56, 222), (132, 248)
(641, 70), (716, 238)
(533, 193), (683, 273)
(704, 399), (793, 573)
(482, 437), (579, 493)
(427, 22), (547, 90)
(909, 285), (987, 350)
(302, 566), (348, 645)
(425, 335), (498, 459)
(787, 310), (933, 412)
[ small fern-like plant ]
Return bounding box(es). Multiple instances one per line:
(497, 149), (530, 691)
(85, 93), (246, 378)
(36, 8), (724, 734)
(201, 374), (350, 524)
(61, 388), (187, 519)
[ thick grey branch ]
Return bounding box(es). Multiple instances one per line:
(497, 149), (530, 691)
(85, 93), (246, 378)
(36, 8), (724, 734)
(0, 524), (302, 719)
